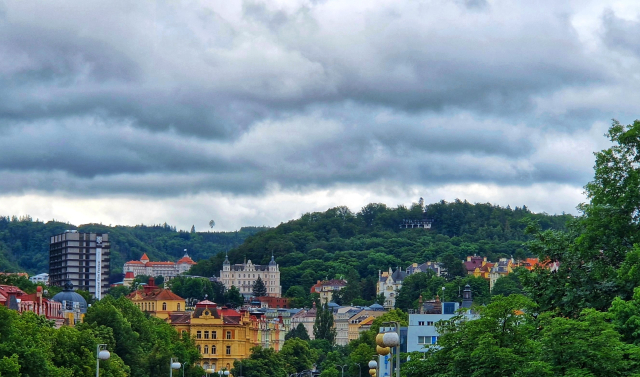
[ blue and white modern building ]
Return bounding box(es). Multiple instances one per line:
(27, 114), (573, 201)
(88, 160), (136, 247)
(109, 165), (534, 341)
(406, 285), (476, 353)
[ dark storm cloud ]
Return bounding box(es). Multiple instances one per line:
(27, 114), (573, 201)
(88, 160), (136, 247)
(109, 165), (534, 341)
(0, 1), (626, 197)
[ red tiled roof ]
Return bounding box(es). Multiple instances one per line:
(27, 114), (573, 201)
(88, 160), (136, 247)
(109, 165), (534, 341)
(127, 288), (184, 301)
(177, 255), (196, 265)
(140, 253), (150, 261)
(220, 307), (241, 318)
(124, 261), (144, 265)
(145, 262), (176, 266)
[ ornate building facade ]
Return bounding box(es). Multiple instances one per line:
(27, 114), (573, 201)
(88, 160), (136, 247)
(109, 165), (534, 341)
(123, 251), (196, 281)
(219, 255), (281, 298)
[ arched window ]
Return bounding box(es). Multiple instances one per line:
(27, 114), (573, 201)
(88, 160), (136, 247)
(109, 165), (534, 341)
(212, 345), (217, 354)
(162, 302), (167, 310)
(197, 345), (201, 353)
(177, 303), (181, 311)
(204, 345), (209, 354)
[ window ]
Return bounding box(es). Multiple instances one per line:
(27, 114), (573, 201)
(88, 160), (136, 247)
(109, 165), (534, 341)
(432, 336), (438, 344)
(212, 331), (217, 339)
(418, 336), (431, 344)
(427, 321), (434, 326)
(177, 303), (181, 311)
(204, 345), (209, 354)
(226, 346), (231, 355)
(418, 321), (425, 326)
(162, 302), (167, 310)
(204, 331), (209, 339)
(212, 345), (217, 354)
(197, 331), (202, 339)
(226, 331), (232, 339)
(197, 345), (201, 353)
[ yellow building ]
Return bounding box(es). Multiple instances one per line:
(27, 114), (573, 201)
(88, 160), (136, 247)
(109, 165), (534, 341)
(126, 277), (185, 320)
(170, 300), (259, 371)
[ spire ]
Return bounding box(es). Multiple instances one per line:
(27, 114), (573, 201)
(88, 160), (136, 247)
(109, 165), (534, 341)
(269, 252), (276, 266)
(223, 251), (230, 265)
(183, 248), (188, 257)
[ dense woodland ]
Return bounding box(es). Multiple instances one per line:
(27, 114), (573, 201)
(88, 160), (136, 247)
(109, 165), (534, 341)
(189, 200), (571, 306)
(0, 219), (267, 277)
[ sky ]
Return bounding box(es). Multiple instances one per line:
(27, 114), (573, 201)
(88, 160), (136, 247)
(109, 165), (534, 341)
(1, 0), (640, 231)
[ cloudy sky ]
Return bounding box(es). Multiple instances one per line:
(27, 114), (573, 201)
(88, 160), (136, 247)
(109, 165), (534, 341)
(1, 0), (639, 231)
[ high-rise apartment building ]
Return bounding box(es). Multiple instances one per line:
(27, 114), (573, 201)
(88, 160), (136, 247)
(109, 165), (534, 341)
(49, 231), (110, 299)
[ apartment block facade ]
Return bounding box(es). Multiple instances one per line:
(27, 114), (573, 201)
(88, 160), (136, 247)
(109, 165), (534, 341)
(49, 231), (110, 299)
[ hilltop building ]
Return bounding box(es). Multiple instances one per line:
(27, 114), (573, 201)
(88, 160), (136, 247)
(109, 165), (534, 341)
(123, 251), (196, 281)
(220, 254), (281, 298)
(49, 231), (110, 299)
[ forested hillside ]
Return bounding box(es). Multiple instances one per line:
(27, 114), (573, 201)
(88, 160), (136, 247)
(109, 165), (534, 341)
(189, 200), (573, 298)
(0, 216), (267, 276)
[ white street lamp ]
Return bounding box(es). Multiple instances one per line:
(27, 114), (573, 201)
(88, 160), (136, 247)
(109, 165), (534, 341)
(170, 358), (181, 377)
(96, 344), (110, 377)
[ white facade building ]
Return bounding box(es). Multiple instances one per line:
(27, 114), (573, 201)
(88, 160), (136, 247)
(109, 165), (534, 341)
(123, 251), (196, 280)
(29, 273), (49, 285)
(220, 254), (281, 298)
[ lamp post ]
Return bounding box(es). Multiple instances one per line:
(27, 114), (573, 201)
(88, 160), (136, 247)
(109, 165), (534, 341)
(356, 362), (362, 377)
(170, 358), (181, 377)
(96, 344), (110, 377)
(336, 364), (348, 377)
(205, 368), (215, 377)
(368, 359), (378, 377)
(181, 362), (188, 377)
(218, 370), (230, 377)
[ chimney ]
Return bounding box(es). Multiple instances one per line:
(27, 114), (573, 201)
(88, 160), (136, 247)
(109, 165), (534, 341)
(143, 277), (157, 294)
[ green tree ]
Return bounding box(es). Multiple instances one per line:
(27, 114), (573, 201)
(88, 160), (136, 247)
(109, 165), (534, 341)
(403, 295), (538, 377)
(232, 346), (288, 377)
(108, 285), (133, 299)
(252, 276), (268, 297)
(537, 309), (639, 376)
(313, 302), (337, 344)
(285, 285), (309, 308)
(439, 252), (466, 281)
(491, 273), (523, 297)
(224, 286), (244, 307)
(395, 271), (446, 310)
(280, 338), (316, 373)
(285, 323), (311, 341)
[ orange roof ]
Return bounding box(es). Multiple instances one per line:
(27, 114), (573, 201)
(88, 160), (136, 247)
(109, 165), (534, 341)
(126, 288), (184, 302)
(146, 262), (176, 266)
(140, 253), (150, 261)
(154, 289), (184, 301)
(125, 272), (134, 278)
(125, 260), (144, 265)
(177, 255), (196, 265)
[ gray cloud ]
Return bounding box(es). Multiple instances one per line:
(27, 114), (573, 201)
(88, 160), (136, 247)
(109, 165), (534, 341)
(0, 0), (632, 203)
